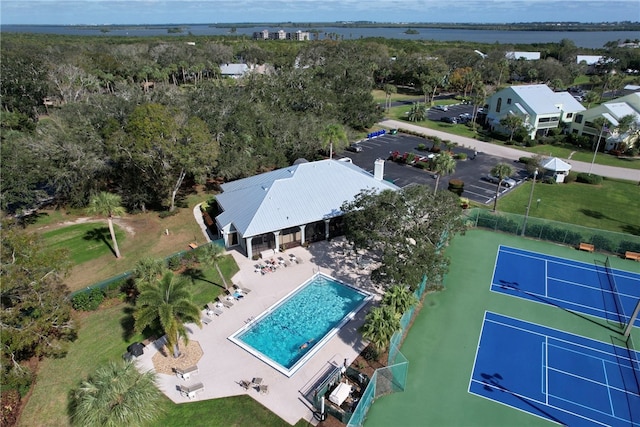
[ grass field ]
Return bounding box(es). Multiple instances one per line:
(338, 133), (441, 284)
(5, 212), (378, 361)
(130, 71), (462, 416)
(41, 222), (127, 264)
(365, 229), (640, 427)
(497, 178), (640, 235)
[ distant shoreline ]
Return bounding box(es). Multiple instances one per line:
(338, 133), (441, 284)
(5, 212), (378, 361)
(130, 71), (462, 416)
(4, 22), (640, 32)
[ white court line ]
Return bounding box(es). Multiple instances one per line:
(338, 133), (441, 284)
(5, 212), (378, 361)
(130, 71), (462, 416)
(545, 259), (549, 297)
(545, 337), (549, 405)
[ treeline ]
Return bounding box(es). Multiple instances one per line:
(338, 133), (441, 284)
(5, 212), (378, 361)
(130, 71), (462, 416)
(1, 34), (639, 215)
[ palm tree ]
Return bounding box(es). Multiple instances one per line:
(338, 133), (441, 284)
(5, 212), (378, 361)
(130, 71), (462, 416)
(382, 285), (419, 316)
(133, 257), (166, 287)
(490, 163), (514, 212)
(320, 124), (348, 159)
(360, 305), (401, 354)
(87, 192), (125, 259)
(431, 153), (457, 195)
(383, 84), (397, 112)
(70, 361), (162, 427)
(134, 272), (201, 358)
(198, 243), (229, 290)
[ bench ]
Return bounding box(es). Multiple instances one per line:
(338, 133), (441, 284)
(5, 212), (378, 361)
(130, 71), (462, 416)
(188, 243), (198, 250)
(176, 365), (199, 380)
(578, 243), (595, 253)
(625, 251), (640, 261)
(179, 382), (204, 399)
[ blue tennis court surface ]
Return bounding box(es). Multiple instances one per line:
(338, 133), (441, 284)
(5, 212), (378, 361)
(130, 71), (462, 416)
(470, 312), (640, 426)
(491, 246), (640, 328)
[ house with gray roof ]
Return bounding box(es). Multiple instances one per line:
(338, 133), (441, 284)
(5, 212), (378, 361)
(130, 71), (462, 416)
(214, 159), (398, 258)
(485, 84), (586, 139)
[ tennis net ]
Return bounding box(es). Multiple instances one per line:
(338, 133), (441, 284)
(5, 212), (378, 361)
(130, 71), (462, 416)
(605, 257), (628, 329)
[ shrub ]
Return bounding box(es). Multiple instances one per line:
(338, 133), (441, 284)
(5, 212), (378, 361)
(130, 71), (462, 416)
(619, 240), (640, 254)
(72, 288), (104, 311)
(166, 254), (183, 271)
(543, 176), (556, 184)
(415, 161), (429, 170)
(448, 179), (464, 196)
(525, 139), (538, 147)
(591, 235), (615, 252)
(576, 173), (603, 185)
(519, 156), (533, 164)
(1, 389), (21, 426)
(417, 143), (427, 151)
(1, 367), (33, 398)
(158, 209), (180, 219)
(455, 152), (467, 160)
(564, 172), (577, 184)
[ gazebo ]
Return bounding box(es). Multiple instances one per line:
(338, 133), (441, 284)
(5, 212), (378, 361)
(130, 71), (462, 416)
(541, 157), (572, 183)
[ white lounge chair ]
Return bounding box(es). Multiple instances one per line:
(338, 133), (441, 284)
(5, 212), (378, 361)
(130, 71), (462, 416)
(179, 382), (204, 399)
(201, 316), (213, 325)
(176, 365), (199, 380)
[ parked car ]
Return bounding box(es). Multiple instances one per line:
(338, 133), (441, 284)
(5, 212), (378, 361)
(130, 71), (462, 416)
(390, 128), (398, 135)
(440, 116), (457, 124)
(485, 174), (516, 188)
(434, 105), (448, 111)
(458, 113), (472, 123)
(346, 144), (363, 153)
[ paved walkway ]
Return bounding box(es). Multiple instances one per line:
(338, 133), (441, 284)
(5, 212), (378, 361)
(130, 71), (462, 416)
(193, 203), (213, 243)
(136, 239), (382, 425)
(380, 119), (640, 182)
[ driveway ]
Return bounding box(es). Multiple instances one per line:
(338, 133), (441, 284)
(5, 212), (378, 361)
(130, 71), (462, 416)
(341, 133), (525, 205)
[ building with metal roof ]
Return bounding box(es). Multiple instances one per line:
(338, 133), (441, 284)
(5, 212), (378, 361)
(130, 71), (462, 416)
(570, 92), (640, 152)
(214, 158), (399, 258)
(485, 84), (586, 139)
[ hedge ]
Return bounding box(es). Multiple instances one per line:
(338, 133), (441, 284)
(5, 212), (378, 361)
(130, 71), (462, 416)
(576, 173), (603, 185)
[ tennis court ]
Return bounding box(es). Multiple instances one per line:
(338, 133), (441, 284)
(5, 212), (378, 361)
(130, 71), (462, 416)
(491, 246), (640, 328)
(364, 230), (640, 427)
(470, 311), (640, 427)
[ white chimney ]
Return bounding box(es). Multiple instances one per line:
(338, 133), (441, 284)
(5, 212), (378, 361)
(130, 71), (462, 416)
(374, 159), (385, 181)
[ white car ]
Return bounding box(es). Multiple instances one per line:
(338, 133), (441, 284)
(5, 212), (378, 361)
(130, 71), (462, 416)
(486, 174), (516, 188)
(434, 105), (448, 111)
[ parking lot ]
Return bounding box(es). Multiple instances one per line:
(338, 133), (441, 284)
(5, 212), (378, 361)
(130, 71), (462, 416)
(339, 132), (527, 205)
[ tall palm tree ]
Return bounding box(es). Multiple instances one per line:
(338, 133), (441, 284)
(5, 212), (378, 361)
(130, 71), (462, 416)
(320, 124), (348, 159)
(134, 272), (201, 358)
(360, 305), (401, 354)
(198, 243), (228, 290)
(383, 83), (397, 112)
(70, 361), (162, 427)
(382, 285), (418, 316)
(87, 192), (125, 259)
(431, 153), (457, 195)
(490, 163), (514, 212)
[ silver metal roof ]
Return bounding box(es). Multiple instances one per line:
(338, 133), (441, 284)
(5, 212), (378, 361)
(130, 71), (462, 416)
(215, 159), (399, 238)
(510, 85), (585, 115)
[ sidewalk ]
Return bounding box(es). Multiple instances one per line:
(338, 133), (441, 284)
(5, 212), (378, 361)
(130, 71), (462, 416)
(380, 119), (640, 182)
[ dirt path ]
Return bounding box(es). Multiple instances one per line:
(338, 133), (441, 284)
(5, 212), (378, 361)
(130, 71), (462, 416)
(37, 216), (136, 236)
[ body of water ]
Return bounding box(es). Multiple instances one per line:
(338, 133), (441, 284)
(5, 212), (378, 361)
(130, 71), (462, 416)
(2, 24), (637, 48)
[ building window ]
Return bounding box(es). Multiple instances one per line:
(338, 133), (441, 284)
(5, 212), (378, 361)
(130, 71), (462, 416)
(566, 113), (573, 119)
(507, 98), (512, 105)
(496, 98), (502, 113)
(575, 114), (583, 124)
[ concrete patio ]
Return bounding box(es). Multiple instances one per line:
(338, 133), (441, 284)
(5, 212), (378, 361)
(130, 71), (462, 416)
(135, 238), (382, 425)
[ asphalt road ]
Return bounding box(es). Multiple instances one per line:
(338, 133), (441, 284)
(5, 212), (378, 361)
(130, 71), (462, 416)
(338, 132), (526, 205)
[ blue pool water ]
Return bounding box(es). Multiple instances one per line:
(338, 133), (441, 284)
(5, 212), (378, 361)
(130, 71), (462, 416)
(229, 273), (370, 376)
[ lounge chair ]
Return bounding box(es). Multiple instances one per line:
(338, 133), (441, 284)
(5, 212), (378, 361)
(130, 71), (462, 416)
(179, 382), (204, 399)
(259, 384), (269, 394)
(239, 380), (251, 390)
(201, 316), (213, 325)
(234, 284), (251, 294)
(176, 365), (199, 380)
(217, 297), (234, 308)
(251, 377), (263, 389)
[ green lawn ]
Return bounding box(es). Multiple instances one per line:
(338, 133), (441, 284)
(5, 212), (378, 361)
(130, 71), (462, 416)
(496, 178), (640, 235)
(41, 222), (126, 265)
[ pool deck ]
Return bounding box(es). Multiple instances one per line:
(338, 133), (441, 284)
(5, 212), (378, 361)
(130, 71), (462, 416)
(135, 238), (382, 425)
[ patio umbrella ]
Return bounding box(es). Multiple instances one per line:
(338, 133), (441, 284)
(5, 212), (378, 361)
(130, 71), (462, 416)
(127, 342), (145, 357)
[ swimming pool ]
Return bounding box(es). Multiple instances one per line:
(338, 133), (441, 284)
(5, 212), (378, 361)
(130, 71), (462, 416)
(228, 273), (371, 377)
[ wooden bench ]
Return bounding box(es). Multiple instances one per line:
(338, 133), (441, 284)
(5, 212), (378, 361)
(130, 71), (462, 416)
(578, 243), (595, 253)
(188, 243), (198, 250)
(625, 251), (640, 261)
(176, 365), (199, 380)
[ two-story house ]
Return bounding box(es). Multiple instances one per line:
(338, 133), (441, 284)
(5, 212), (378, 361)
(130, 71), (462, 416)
(485, 84), (586, 139)
(569, 92), (640, 152)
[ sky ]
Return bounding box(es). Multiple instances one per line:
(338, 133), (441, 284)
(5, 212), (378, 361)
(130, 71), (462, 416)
(1, 0), (639, 26)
